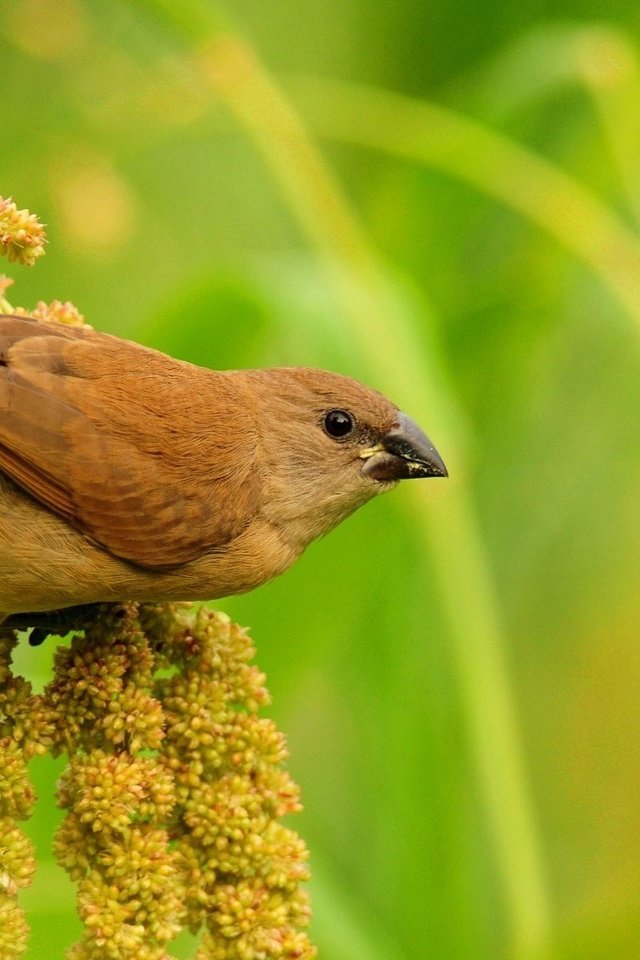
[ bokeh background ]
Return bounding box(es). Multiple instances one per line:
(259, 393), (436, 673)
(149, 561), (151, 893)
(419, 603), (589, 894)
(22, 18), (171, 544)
(3, 0), (640, 958)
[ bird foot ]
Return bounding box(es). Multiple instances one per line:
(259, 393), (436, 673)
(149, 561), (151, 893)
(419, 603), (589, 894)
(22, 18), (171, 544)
(3, 604), (102, 645)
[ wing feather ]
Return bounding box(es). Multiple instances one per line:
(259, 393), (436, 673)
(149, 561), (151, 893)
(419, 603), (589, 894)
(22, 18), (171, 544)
(0, 315), (260, 568)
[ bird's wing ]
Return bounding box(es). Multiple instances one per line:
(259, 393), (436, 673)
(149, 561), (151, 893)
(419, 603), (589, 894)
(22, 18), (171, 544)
(0, 315), (260, 569)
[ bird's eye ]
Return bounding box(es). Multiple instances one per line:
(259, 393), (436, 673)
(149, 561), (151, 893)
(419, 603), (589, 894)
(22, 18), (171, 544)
(323, 409), (355, 439)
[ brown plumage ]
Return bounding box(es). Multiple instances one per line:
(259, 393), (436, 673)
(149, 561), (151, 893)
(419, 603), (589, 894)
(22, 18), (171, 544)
(0, 314), (446, 618)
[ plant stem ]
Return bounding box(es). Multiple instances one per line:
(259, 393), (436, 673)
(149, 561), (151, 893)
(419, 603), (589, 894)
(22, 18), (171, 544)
(292, 76), (640, 330)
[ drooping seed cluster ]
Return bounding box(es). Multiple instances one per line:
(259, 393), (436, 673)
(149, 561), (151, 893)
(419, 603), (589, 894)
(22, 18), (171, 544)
(24, 603), (317, 960)
(0, 196), (46, 266)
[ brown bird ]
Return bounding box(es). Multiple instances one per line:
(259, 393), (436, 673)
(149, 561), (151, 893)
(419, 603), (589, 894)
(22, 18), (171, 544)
(0, 314), (446, 628)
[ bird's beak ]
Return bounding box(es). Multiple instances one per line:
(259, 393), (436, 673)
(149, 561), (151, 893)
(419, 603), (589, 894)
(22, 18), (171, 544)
(360, 412), (448, 482)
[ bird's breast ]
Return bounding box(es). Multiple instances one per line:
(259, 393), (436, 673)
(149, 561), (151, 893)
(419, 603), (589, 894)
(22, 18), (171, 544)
(0, 475), (299, 615)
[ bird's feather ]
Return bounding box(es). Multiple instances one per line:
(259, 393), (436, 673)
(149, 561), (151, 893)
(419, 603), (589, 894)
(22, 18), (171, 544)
(0, 315), (260, 569)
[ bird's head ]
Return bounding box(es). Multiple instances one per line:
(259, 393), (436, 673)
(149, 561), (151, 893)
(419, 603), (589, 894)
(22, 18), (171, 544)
(245, 368), (447, 550)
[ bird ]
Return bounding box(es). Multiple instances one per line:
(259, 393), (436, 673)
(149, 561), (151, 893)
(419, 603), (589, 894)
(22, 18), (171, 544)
(0, 313), (446, 631)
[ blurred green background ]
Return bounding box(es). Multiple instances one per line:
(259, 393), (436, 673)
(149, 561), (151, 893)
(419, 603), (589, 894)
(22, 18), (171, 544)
(3, 0), (640, 958)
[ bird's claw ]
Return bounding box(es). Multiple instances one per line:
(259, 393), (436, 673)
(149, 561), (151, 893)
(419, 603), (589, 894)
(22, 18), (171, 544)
(3, 604), (102, 645)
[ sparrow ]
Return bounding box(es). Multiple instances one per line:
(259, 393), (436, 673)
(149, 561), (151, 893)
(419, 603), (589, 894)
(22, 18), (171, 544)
(0, 314), (446, 628)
